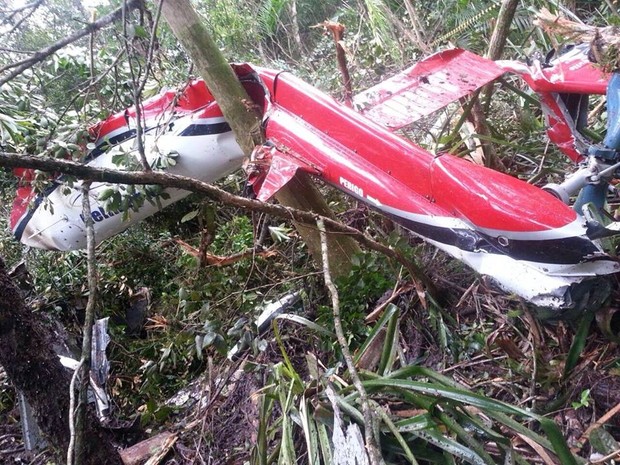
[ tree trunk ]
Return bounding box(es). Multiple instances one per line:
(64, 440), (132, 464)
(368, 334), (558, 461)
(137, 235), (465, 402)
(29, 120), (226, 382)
(274, 173), (361, 278)
(160, 0), (263, 156)
(289, 0), (303, 59)
(486, 0), (519, 61)
(161, 0), (361, 277)
(0, 257), (121, 464)
(474, 0), (519, 169)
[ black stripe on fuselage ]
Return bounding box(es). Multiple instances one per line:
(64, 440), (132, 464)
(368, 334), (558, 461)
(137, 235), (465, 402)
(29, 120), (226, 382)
(388, 213), (600, 265)
(13, 182), (61, 241)
(178, 122), (231, 136)
(86, 121), (231, 161)
(85, 129), (137, 162)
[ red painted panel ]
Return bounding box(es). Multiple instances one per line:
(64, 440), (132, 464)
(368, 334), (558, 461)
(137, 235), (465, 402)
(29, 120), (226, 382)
(429, 155), (577, 232)
(354, 49), (505, 129)
(258, 68), (579, 235)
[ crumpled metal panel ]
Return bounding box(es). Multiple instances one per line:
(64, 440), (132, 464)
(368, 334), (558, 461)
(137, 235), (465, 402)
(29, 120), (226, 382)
(498, 44), (607, 94)
(497, 44), (610, 163)
(353, 49), (505, 130)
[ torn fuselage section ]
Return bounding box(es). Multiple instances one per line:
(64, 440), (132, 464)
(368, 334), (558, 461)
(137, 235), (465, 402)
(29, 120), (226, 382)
(254, 64), (619, 318)
(427, 234), (615, 318)
(378, 203), (618, 317)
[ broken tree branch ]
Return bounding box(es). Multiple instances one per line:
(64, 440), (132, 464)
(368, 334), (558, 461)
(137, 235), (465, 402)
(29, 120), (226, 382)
(481, 0), (519, 108)
(317, 21), (353, 106)
(173, 239), (278, 266)
(402, 0), (431, 53)
(535, 7), (620, 72)
(485, 0), (519, 62)
(0, 0), (44, 38)
(67, 359), (85, 465)
(122, 0), (164, 171)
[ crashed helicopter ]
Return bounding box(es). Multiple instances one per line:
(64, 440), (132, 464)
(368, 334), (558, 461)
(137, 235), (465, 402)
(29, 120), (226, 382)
(9, 45), (620, 317)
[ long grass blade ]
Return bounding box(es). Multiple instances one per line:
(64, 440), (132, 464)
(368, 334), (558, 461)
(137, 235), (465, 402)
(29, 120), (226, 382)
(372, 400), (420, 465)
(412, 429), (487, 465)
(362, 378), (578, 465)
(377, 304), (399, 375)
(299, 396), (319, 464)
(317, 422), (333, 464)
(563, 311), (594, 379)
(355, 303), (399, 365)
(275, 313), (336, 337)
(278, 381), (297, 464)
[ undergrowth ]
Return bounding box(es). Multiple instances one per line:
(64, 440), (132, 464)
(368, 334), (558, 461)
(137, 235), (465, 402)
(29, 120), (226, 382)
(3, 1), (620, 464)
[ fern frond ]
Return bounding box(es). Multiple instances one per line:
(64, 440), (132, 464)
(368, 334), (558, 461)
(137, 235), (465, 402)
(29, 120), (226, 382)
(359, 0), (393, 47)
(431, 2), (501, 47)
(258, 0), (290, 37)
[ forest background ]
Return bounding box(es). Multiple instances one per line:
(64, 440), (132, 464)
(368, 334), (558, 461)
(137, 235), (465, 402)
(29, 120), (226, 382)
(1, 0), (620, 464)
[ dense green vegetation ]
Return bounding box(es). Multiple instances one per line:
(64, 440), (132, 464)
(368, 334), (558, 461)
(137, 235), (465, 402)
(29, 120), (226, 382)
(2, 0), (620, 464)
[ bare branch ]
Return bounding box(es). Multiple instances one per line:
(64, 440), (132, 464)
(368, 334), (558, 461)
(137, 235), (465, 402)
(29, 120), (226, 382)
(317, 217), (385, 465)
(72, 181), (98, 465)
(0, 151), (433, 292)
(137, 0), (164, 97)
(0, 0), (143, 87)
(0, 47), (36, 54)
(122, 0), (150, 170)
(402, 0), (431, 53)
(0, 0), (44, 37)
(0, 0), (43, 16)
(0, 0), (43, 26)
(67, 359), (85, 465)
(486, 0), (519, 61)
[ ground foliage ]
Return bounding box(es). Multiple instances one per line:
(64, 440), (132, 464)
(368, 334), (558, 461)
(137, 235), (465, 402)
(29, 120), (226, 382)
(2, 0), (620, 464)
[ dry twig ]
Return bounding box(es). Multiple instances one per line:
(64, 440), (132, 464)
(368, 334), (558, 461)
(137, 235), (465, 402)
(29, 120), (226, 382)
(317, 217), (385, 465)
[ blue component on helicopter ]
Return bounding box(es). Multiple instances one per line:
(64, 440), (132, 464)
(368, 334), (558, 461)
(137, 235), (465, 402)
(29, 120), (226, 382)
(604, 72), (620, 151)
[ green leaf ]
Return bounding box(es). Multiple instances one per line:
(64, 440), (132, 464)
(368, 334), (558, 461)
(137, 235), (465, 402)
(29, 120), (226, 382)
(299, 397), (319, 464)
(180, 209), (199, 223)
(98, 188), (116, 202)
(269, 224), (292, 243)
(275, 314), (335, 337)
(564, 312), (594, 379)
(131, 24), (149, 39)
(278, 382), (297, 464)
(254, 394), (273, 465)
(413, 428), (487, 465)
(317, 423), (332, 463)
(111, 153), (127, 166)
(589, 427), (620, 455)
(194, 335), (204, 360)
(355, 303), (398, 365)
(373, 401), (420, 465)
(394, 413), (436, 432)
(272, 321), (304, 390)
